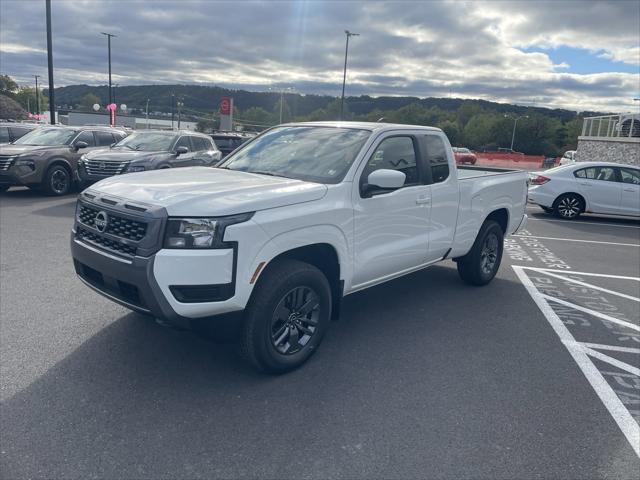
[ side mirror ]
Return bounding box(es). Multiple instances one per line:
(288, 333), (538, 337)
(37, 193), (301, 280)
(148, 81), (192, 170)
(175, 146), (189, 155)
(367, 169), (406, 190)
(74, 141), (89, 151)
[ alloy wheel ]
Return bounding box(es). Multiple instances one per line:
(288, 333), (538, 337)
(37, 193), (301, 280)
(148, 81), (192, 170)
(480, 233), (499, 275)
(557, 196), (580, 218)
(51, 169), (69, 194)
(270, 286), (320, 355)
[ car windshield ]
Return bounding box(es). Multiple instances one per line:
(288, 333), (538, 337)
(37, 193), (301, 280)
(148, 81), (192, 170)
(220, 126), (371, 183)
(13, 128), (77, 146)
(113, 132), (175, 151)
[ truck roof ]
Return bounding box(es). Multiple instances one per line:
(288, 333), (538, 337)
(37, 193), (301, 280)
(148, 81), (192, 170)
(282, 121), (443, 133)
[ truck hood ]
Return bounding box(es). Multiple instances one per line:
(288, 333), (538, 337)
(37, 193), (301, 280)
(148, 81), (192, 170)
(87, 167), (328, 216)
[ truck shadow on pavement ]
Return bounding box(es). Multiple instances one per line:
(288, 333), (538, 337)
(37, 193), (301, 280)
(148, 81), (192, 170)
(1, 264), (559, 478)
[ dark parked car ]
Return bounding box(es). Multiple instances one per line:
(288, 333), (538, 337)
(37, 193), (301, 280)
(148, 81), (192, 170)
(77, 130), (221, 187)
(0, 122), (38, 145)
(0, 125), (127, 195)
(210, 132), (255, 158)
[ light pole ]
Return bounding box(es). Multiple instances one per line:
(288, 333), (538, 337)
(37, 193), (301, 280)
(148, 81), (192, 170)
(340, 30), (359, 121)
(505, 114), (529, 151)
(269, 86), (294, 124)
(177, 99), (184, 129)
(146, 99), (150, 129)
(101, 32), (116, 105)
(34, 75), (40, 115)
(46, 0), (55, 124)
(171, 93), (175, 129)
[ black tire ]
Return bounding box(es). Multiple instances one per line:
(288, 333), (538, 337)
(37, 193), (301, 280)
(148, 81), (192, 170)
(43, 164), (72, 196)
(0, 185), (9, 193)
(457, 220), (504, 286)
(553, 193), (583, 219)
(240, 259), (332, 374)
(541, 206), (553, 214)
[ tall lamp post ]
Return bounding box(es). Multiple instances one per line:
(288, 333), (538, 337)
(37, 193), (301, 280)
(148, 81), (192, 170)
(340, 30), (359, 121)
(34, 75), (41, 115)
(505, 114), (529, 151)
(101, 32), (116, 105)
(45, 0), (55, 124)
(269, 86), (294, 124)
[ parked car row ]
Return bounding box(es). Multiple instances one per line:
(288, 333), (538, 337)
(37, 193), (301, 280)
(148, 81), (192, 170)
(0, 122), (39, 145)
(0, 126), (222, 195)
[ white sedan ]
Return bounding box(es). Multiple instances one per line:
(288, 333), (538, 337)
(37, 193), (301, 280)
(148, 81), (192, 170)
(528, 162), (640, 219)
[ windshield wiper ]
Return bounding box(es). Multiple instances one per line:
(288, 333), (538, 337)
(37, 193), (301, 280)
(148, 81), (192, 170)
(249, 170), (289, 179)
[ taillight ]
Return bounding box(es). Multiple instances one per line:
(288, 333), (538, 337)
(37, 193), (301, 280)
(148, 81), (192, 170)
(530, 175), (550, 185)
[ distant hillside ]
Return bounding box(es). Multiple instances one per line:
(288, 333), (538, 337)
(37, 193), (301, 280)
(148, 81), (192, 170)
(48, 83), (600, 121)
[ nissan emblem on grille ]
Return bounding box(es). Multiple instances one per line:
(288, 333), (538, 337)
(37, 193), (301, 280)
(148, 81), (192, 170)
(95, 211), (108, 232)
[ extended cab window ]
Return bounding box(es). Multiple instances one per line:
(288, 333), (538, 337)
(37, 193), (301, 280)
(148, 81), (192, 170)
(191, 137), (209, 151)
(362, 136), (419, 186)
(425, 135), (449, 183)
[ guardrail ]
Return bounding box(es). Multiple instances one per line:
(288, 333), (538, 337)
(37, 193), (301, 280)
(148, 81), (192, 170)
(581, 114), (640, 138)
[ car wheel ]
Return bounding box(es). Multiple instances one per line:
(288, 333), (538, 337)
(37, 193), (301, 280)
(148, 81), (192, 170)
(0, 185), (9, 193)
(43, 164), (72, 196)
(240, 259), (332, 374)
(553, 193), (583, 219)
(457, 220), (504, 286)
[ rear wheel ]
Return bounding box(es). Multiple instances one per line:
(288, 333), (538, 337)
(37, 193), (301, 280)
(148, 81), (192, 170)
(43, 164), (72, 196)
(457, 220), (504, 286)
(0, 185), (9, 193)
(240, 259), (331, 374)
(553, 193), (583, 219)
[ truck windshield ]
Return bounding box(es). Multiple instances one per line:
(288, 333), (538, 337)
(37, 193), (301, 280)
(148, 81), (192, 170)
(113, 132), (175, 151)
(13, 128), (77, 146)
(220, 126), (371, 183)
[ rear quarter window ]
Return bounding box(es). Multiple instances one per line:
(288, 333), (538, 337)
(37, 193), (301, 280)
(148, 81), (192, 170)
(425, 135), (449, 183)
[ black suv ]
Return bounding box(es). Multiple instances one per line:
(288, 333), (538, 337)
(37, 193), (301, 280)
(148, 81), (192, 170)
(0, 125), (127, 195)
(0, 122), (38, 144)
(77, 130), (221, 187)
(210, 132), (255, 158)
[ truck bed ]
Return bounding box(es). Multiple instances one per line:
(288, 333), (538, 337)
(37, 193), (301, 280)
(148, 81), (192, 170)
(456, 165), (519, 179)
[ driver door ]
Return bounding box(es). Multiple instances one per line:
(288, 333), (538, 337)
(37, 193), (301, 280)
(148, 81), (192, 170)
(351, 134), (432, 289)
(170, 136), (196, 167)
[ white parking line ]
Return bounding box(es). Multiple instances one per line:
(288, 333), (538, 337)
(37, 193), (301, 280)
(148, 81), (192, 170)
(542, 294), (640, 332)
(527, 268), (640, 281)
(513, 266), (640, 458)
(513, 235), (639, 247)
(531, 269), (640, 302)
(526, 216), (640, 229)
(580, 342), (640, 354)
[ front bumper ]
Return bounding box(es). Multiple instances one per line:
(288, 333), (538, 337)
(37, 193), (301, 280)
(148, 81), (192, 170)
(0, 164), (44, 188)
(71, 235), (242, 328)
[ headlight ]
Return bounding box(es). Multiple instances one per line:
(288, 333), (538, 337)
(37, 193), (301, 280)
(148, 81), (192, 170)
(17, 150), (47, 159)
(126, 165), (146, 172)
(14, 158), (36, 169)
(164, 213), (253, 249)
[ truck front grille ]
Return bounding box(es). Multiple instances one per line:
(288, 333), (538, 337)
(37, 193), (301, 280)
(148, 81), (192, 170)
(0, 156), (15, 171)
(77, 227), (137, 257)
(78, 204), (147, 241)
(84, 159), (129, 176)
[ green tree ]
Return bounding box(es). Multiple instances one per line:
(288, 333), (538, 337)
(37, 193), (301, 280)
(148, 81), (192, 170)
(462, 113), (499, 149)
(241, 107), (274, 126)
(438, 120), (461, 145)
(80, 93), (101, 111)
(0, 75), (19, 97)
(15, 87), (48, 114)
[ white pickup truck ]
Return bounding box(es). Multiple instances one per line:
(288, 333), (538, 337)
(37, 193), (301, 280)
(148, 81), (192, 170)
(71, 122), (528, 372)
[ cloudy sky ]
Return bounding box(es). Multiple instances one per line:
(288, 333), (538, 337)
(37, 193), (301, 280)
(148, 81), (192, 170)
(1, 0), (638, 112)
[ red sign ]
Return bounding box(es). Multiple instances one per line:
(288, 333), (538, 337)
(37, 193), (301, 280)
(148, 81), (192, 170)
(219, 97), (231, 115)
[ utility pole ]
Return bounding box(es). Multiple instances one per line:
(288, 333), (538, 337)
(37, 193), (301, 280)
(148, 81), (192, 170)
(101, 32), (116, 105)
(340, 30), (359, 121)
(146, 99), (150, 129)
(46, 0), (55, 124)
(505, 114), (529, 151)
(34, 75), (41, 115)
(177, 99), (183, 129)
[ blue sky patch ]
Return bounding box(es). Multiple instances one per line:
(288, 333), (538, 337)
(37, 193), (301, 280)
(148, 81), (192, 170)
(521, 46), (639, 74)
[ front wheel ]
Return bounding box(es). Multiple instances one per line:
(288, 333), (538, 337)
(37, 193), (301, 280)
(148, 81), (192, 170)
(43, 164), (72, 196)
(240, 259), (332, 374)
(457, 220), (504, 286)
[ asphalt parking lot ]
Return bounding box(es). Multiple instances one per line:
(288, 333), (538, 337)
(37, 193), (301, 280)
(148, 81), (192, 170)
(1, 188), (639, 479)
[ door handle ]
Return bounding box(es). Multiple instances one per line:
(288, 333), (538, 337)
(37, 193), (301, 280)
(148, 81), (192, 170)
(416, 196), (431, 205)
(623, 188), (636, 192)
(579, 182), (590, 186)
